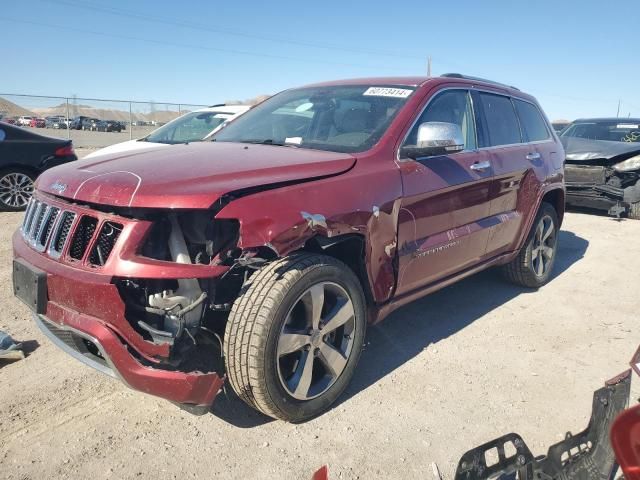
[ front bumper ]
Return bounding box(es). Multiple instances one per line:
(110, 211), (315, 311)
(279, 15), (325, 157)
(565, 164), (640, 215)
(12, 196), (229, 409)
(34, 311), (224, 406)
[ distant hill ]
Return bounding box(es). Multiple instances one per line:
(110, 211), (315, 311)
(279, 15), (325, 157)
(0, 97), (35, 117)
(1, 93), (272, 123)
(32, 104), (182, 123)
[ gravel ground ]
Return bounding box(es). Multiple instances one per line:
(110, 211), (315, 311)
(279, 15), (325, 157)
(0, 210), (638, 480)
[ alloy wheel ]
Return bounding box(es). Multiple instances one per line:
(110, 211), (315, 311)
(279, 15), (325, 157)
(0, 172), (34, 208)
(277, 282), (356, 401)
(531, 214), (556, 277)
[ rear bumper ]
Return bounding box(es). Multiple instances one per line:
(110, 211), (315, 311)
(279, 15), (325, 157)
(34, 311), (224, 407)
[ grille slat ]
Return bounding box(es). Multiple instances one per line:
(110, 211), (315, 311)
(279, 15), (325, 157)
(29, 202), (46, 240)
(22, 198), (36, 231)
(50, 211), (76, 256)
(69, 216), (98, 261)
(40, 207), (60, 247)
(89, 222), (123, 266)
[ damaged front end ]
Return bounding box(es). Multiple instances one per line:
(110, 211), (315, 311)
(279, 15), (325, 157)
(13, 193), (261, 412)
(562, 137), (640, 217)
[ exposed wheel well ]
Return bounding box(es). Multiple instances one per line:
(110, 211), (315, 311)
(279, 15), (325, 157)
(541, 188), (565, 227)
(301, 234), (374, 305)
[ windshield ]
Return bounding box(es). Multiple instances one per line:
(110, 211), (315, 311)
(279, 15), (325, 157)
(561, 121), (640, 143)
(212, 85), (415, 153)
(146, 111), (234, 144)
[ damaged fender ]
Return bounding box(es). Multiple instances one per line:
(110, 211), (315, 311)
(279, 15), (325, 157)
(215, 160), (404, 304)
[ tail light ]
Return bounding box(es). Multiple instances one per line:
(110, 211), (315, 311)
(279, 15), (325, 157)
(54, 144), (75, 157)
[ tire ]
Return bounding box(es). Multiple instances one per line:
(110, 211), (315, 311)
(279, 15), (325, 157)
(502, 202), (559, 288)
(0, 168), (36, 211)
(224, 253), (366, 422)
(628, 202), (640, 220)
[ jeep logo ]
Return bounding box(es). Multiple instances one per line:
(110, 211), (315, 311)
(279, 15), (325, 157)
(50, 182), (67, 194)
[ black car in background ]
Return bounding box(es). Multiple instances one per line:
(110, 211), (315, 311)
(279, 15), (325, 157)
(95, 120), (123, 132)
(0, 123), (77, 211)
(69, 116), (88, 130)
(561, 118), (640, 218)
(69, 116), (98, 130)
(82, 118), (100, 131)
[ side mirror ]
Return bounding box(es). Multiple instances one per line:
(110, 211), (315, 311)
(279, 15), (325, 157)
(401, 122), (465, 159)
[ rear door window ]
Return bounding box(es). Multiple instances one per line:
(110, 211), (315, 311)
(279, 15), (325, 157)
(514, 99), (549, 142)
(478, 93), (521, 147)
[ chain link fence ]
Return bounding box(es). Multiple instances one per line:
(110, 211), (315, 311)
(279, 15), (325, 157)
(0, 93), (209, 153)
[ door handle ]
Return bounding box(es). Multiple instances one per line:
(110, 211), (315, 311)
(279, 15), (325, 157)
(526, 152), (541, 161)
(470, 160), (491, 171)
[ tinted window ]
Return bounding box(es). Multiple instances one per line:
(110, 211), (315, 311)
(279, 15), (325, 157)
(214, 85), (414, 153)
(403, 89), (476, 151)
(479, 93), (521, 146)
(561, 121), (640, 143)
(514, 100), (549, 142)
(0, 129), (5, 142)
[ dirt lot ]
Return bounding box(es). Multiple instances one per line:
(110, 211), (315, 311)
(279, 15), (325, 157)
(0, 210), (638, 480)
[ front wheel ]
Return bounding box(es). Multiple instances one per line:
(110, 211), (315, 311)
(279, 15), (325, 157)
(502, 202), (559, 288)
(224, 253), (366, 422)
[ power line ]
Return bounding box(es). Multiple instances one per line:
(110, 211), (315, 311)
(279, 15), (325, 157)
(0, 17), (390, 70)
(38, 0), (430, 61)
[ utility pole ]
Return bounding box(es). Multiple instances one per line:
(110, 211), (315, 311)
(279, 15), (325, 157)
(616, 100), (621, 117)
(427, 56), (432, 78)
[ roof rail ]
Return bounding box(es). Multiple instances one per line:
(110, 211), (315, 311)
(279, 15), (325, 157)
(207, 103), (226, 108)
(440, 73), (520, 91)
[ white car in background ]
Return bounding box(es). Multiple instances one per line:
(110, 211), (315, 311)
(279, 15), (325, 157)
(84, 104), (251, 159)
(17, 116), (33, 126)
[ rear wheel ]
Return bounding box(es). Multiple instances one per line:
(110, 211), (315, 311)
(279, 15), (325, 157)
(502, 202), (559, 288)
(224, 253), (366, 422)
(0, 169), (35, 211)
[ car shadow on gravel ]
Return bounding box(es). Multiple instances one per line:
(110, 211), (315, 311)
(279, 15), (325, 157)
(210, 388), (275, 428)
(338, 229), (589, 407)
(206, 230), (588, 427)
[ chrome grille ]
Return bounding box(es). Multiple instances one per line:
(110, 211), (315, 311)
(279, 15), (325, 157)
(20, 197), (119, 267)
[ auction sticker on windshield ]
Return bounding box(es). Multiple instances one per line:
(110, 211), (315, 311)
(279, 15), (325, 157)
(363, 87), (413, 98)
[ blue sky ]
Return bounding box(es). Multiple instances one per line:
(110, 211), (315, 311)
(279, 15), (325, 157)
(2, 0), (638, 120)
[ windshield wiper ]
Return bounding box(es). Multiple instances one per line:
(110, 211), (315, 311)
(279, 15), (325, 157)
(237, 139), (300, 148)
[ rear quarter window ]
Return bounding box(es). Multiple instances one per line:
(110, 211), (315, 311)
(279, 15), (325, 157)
(478, 93), (521, 147)
(514, 99), (550, 142)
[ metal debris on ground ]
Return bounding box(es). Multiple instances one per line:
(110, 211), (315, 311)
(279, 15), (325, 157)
(0, 330), (24, 360)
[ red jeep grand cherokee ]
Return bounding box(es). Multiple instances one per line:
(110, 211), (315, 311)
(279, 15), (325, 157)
(12, 74), (565, 421)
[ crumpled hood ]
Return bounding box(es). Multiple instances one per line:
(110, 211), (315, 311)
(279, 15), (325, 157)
(561, 137), (640, 162)
(36, 142), (356, 209)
